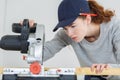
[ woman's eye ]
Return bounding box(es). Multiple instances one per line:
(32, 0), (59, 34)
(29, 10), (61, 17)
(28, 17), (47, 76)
(71, 26), (76, 28)
(63, 28), (67, 30)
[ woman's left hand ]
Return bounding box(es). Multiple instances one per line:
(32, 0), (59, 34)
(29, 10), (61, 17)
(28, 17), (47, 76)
(91, 64), (110, 74)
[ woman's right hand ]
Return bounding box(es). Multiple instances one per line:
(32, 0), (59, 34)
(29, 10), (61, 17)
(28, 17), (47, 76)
(20, 19), (35, 28)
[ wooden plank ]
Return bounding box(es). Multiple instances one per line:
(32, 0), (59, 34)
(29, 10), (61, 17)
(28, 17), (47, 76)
(0, 67), (3, 74)
(1, 67), (120, 75)
(76, 67), (120, 75)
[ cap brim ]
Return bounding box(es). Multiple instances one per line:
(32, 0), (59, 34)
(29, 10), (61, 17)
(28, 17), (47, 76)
(53, 17), (77, 32)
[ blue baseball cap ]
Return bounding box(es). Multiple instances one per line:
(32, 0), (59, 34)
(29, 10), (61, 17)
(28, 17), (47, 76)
(53, 0), (91, 32)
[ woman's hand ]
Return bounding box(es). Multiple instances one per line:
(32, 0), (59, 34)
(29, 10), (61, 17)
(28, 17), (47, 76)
(91, 64), (110, 74)
(20, 19), (35, 27)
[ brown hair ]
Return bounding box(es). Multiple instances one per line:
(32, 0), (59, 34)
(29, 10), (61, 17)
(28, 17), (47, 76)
(88, 0), (114, 24)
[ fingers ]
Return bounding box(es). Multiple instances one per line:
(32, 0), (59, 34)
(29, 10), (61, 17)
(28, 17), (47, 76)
(19, 20), (35, 27)
(100, 64), (109, 72)
(91, 64), (109, 74)
(29, 20), (35, 27)
(91, 64), (96, 72)
(19, 21), (23, 25)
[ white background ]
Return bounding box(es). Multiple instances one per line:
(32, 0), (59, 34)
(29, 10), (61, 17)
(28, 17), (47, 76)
(0, 0), (120, 68)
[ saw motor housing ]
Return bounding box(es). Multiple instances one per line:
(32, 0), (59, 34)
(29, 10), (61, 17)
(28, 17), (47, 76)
(0, 19), (45, 74)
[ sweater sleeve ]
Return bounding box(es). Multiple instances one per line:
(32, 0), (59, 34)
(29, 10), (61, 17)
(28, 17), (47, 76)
(109, 19), (120, 68)
(43, 30), (72, 61)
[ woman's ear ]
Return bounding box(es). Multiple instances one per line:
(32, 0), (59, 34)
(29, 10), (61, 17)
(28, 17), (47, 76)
(86, 15), (91, 24)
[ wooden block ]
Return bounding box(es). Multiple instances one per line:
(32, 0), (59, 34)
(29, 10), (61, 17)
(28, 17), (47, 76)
(75, 67), (120, 75)
(0, 67), (3, 74)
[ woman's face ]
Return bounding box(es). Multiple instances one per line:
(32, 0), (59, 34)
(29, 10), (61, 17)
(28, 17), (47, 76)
(64, 17), (89, 42)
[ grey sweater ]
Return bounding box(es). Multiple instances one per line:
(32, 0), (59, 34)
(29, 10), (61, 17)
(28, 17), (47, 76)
(43, 16), (120, 80)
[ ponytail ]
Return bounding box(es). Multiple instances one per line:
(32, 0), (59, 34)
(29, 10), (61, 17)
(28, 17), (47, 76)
(88, 1), (114, 24)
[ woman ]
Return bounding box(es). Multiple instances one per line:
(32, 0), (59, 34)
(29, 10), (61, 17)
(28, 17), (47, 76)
(22, 0), (120, 79)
